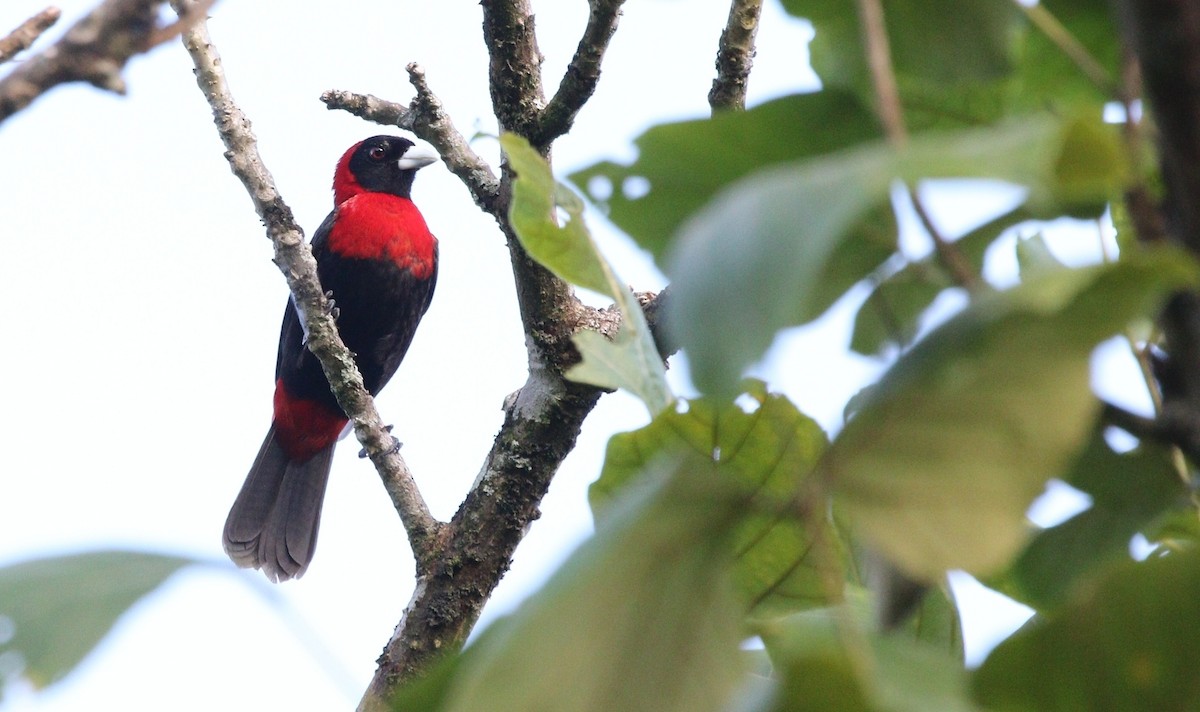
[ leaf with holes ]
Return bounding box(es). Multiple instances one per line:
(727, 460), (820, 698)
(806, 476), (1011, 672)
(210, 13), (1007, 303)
(503, 133), (671, 413)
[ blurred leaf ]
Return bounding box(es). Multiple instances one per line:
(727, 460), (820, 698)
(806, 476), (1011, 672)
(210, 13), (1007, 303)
(591, 388), (835, 617)
(1013, 0), (1120, 109)
(0, 550), (193, 695)
(668, 115), (1126, 396)
(1015, 232), (1066, 279)
(851, 263), (952, 355)
(974, 550), (1200, 710)
(755, 607), (978, 712)
(394, 456), (744, 712)
(851, 204), (1037, 356)
(569, 90), (883, 259)
(790, 0), (1019, 87)
(503, 133), (672, 413)
(999, 426), (1184, 610)
(828, 251), (1198, 580)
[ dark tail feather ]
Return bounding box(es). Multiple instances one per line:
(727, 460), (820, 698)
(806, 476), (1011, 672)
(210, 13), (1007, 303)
(223, 424), (335, 582)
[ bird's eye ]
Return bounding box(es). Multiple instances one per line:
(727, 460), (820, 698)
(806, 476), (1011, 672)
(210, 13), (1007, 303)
(368, 146), (387, 160)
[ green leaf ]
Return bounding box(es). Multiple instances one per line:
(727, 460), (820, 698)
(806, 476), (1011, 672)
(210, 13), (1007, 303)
(395, 456), (745, 712)
(668, 115), (1126, 396)
(790, 0), (1020, 88)
(0, 550), (193, 694)
(1012, 0), (1120, 110)
(1000, 426), (1184, 610)
(591, 388), (836, 617)
(502, 133), (672, 413)
(828, 251), (1198, 580)
(1015, 231), (1066, 279)
(756, 606), (979, 712)
(851, 204), (1036, 356)
(851, 263), (952, 356)
(974, 550), (1200, 710)
(568, 90), (884, 259)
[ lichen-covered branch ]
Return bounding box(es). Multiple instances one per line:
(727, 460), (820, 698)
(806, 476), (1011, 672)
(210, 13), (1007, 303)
(709, 0), (762, 111)
(0, 6), (60, 65)
(321, 65), (503, 218)
(481, 0), (546, 136)
(0, 0), (164, 124)
(169, 0), (443, 568)
(535, 0), (626, 148)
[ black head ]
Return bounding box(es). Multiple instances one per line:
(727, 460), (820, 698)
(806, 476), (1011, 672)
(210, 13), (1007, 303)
(333, 135), (436, 204)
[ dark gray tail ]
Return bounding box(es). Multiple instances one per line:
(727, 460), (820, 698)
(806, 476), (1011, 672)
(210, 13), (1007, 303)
(223, 424), (335, 582)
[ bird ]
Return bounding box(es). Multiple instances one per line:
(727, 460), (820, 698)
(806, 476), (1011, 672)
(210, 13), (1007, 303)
(223, 135), (439, 582)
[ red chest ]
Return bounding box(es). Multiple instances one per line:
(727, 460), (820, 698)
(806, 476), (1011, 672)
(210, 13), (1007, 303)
(326, 194), (437, 279)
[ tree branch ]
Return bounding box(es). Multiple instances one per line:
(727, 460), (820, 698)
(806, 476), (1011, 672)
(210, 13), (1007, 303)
(169, 0), (443, 569)
(1120, 0), (1200, 438)
(0, 0), (167, 124)
(0, 6), (60, 65)
(535, 0), (626, 148)
(709, 0), (762, 112)
(358, 2), (637, 707)
(480, 0), (546, 137)
(321, 65), (503, 218)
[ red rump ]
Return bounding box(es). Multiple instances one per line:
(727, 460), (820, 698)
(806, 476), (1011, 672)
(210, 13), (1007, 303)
(327, 193), (437, 278)
(272, 379), (348, 462)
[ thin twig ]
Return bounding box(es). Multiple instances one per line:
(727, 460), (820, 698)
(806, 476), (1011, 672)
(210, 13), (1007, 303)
(535, 0), (626, 147)
(322, 66), (502, 218)
(0, 6), (60, 65)
(1017, 0), (1115, 96)
(0, 0), (167, 124)
(709, 0), (763, 112)
(856, 0), (906, 148)
(908, 188), (982, 292)
(169, 0), (443, 568)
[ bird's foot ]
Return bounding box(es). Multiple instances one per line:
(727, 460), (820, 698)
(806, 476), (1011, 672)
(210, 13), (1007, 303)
(324, 290), (340, 321)
(359, 425), (402, 458)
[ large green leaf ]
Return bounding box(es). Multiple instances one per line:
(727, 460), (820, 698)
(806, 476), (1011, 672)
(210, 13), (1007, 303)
(791, 0), (1020, 89)
(974, 549), (1200, 710)
(503, 133), (672, 413)
(392, 456), (744, 712)
(755, 606), (979, 712)
(793, 0), (1116, 129)
(668, 115), (1125, 396)
(591, 387), (835, 617)
(0, 550), (193, 695)
(1000, 426), (1184, 610)
(827, 251), (1197, 580)
(569, 90), (884, 259)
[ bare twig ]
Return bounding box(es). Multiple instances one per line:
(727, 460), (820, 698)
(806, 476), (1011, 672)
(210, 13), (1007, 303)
(169, 0), (443, 568)
(1017, 0), (1115, 96)
(856, 0), (980, 290)
(909, 189), (982, 292)
(322, 66), (503, 218)
(535, 0), (626, 147)
(0, 0), (169, 124)
(856, 0), (906, 148)
(709, 0), (763, 112)
(0, 6), (60, 65)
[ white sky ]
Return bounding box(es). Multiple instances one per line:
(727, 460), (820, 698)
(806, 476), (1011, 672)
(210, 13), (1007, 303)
(0, 1), (1128, 709)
